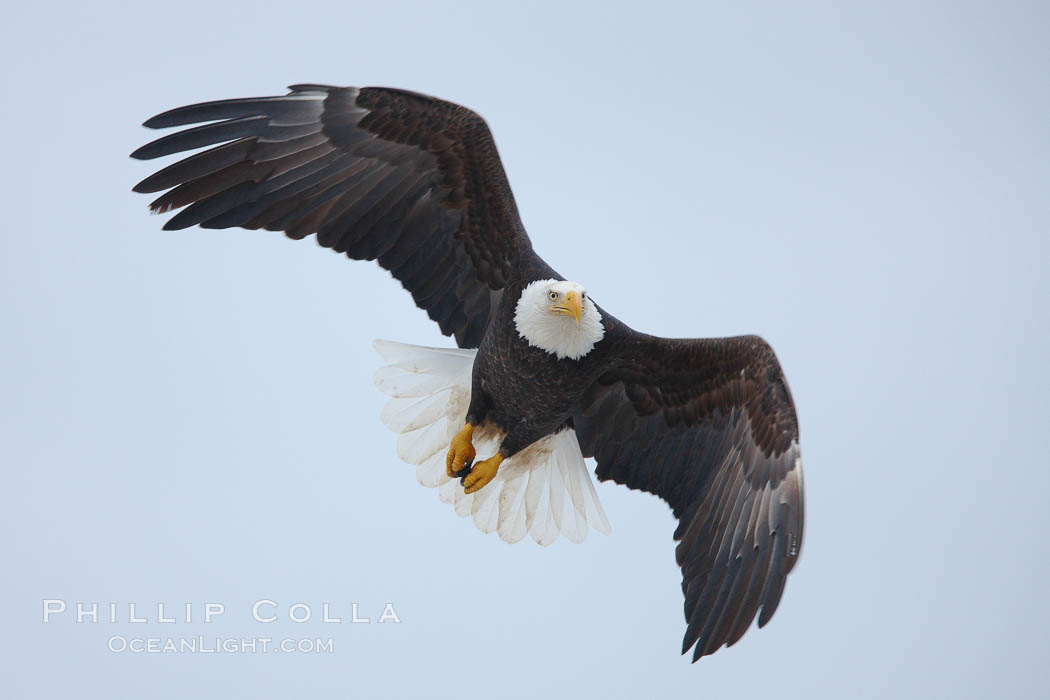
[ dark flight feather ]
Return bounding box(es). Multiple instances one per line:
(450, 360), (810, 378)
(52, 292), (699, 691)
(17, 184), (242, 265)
(574, 333), (804, 661)
(132, 84), (533, 348)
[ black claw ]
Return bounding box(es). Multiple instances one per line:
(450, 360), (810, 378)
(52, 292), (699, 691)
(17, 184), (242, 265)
(453, 461), (473, 484)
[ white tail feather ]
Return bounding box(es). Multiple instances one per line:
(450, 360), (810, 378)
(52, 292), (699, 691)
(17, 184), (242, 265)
(372, 339), (611, 545)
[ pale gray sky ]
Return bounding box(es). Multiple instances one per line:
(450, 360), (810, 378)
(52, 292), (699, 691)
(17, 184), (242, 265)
(3, 1), (1048, 698)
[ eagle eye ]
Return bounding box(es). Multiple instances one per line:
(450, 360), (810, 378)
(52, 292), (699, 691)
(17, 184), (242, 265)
(548, 291), (558, 300)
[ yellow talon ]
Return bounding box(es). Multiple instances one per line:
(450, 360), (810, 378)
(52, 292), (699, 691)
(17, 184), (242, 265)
(446, 423), (476, 477)
(463, 454), (503, 494)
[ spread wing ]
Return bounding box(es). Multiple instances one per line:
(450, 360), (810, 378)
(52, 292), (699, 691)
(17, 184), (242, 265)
(574, 332), (804, 661)
(131, 85), (536, 348)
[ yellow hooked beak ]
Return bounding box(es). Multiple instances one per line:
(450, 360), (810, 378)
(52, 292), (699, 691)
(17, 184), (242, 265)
(553, 291), (582, 325)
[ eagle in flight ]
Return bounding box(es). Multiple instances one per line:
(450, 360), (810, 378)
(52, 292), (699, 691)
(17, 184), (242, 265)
(131, 84), (805, 661)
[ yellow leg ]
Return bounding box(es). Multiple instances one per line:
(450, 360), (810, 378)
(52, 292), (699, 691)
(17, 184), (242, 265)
(463, 454), (503, 494)
(446, 423), (476, 477)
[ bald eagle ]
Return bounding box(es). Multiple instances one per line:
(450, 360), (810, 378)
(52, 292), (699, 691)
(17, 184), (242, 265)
(131, 85), (804, 661)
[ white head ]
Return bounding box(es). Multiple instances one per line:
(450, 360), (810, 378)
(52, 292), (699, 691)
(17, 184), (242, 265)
(514, 279), (605, 360)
